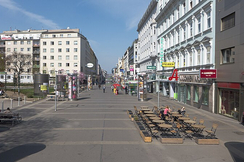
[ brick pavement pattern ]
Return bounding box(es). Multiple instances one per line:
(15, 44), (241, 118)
(0, 86), (243, 162)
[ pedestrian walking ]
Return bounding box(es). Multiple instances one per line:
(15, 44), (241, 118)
(103, 85), (106, 93)
(125, 86), (128, 94)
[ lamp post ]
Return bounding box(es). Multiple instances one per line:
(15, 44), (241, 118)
(55, 71), (57, 111)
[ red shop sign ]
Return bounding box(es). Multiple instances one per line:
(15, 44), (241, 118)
(200, 69), (217, 78)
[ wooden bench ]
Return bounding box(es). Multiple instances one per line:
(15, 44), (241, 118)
(0, 113), (22, 126)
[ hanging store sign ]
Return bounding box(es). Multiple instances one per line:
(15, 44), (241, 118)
(162, 62), (175, 67)
(200, 69), (217, 79)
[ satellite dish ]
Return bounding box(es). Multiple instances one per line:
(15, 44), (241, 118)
(86, 63), (94, 68)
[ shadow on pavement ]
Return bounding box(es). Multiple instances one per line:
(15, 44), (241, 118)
(0, 143), (46, 162)
(0, 126), (10, 132)
(225, 142), (244, 162)
(77, 97), (91, 100)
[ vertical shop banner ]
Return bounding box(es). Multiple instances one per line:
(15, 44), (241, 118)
(160, 37), (164, 65)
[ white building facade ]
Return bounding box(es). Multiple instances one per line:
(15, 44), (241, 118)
(156, 0), (216, 111)
(137, 0), (158, 74)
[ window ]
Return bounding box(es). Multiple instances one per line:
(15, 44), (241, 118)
(14, 41), (17, 45)
(68, 34), (71, 37)
(197, 17), (201, 33)
(190, 21), (193, 37)
(221, 12), (235, 31)
(74, 55), (78, 60)
(197, 49), (201, 65)
(202, 87), (209, 105)
(43, 63), (46, 67)
(50, 48), (54, 53)
(43, 70), (47, 74)
(51, 41), (54, 45)
(221, 47), (235, 64)
(58, 41), (62, 45)
(187, 85), (191, 100)
(14, 48), (17, 52)
(74, 48), (78, 52)
(183, 26), (186, 40)
(50, 63), (54, 67)
(21, 48), (24, 51)
(58, 63), (62, 67)
(207, 11), (211, 29)
(27, 41), (31, 44)
(66, 41), (70, 45)
(66, 48), (70, 52)
(20, 41), (24, 45)
(66, 55), (70, 60)
(194, 86), (199, 102)
(43, 48), (46, 53)
(7, 48), (10, 52)
(183, 2), (186, 15)
(206, 47), (211, 64)
(66, 63), (70, 67)
(50, 56), (54, 60)
(27, 48), (31, 51)
(66, 70), (69, 74)
(60, 34), (63, 37)
(43, 41), (46, 45)
(52, 35), (56, 38)
(58, 48), (62, 52)
(189, 50), (192, 66)
(190, 0), (193, 9)
(43, 56), (46, 59)
(74, 63), (78, 67)
(74, 41), (78, 45)
(58, 55), (62, 60)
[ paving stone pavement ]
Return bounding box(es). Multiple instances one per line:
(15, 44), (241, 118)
(0, 85), (243, 162)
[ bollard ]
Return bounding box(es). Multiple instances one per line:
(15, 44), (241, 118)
(24, 96), (26, 104)
(1, 100), (4, 112)
(18, 97), (20, 106)
(11, 99), (13, 109)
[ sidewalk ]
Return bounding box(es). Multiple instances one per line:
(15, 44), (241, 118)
(0, 85), (243, 162)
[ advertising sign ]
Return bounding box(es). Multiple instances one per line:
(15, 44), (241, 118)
(162, 62), (175, 67)
(160, 38), (164, 64)
(200, 69), (217, 78)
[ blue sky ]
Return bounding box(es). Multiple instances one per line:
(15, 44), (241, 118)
(0, 0), (151, 73)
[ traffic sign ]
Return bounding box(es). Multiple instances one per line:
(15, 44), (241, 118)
(147, 66), (156, 70)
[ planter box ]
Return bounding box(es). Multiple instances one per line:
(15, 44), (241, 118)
(195, 138), (219, 145)
(160, 137), (183, 144)
(140, 131), (152, 143)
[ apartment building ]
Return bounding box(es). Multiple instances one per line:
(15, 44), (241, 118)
(156, 0), (216, 112)
(215, 0), (244, 122)
(0, 28), (98, 85)
(1, 29), (46, 83)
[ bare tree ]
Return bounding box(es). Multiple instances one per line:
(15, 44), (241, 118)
(5, 51), (32, 95)
(0, 52), (5, 72)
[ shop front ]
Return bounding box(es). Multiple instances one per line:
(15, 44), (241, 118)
(217, 83), (241, 121)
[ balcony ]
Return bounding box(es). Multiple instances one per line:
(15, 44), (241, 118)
(33, 44), (40, 47)
(33, 57), (40, 61)
(33, 65), (40, 68)
(33, 50), (40, 54)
